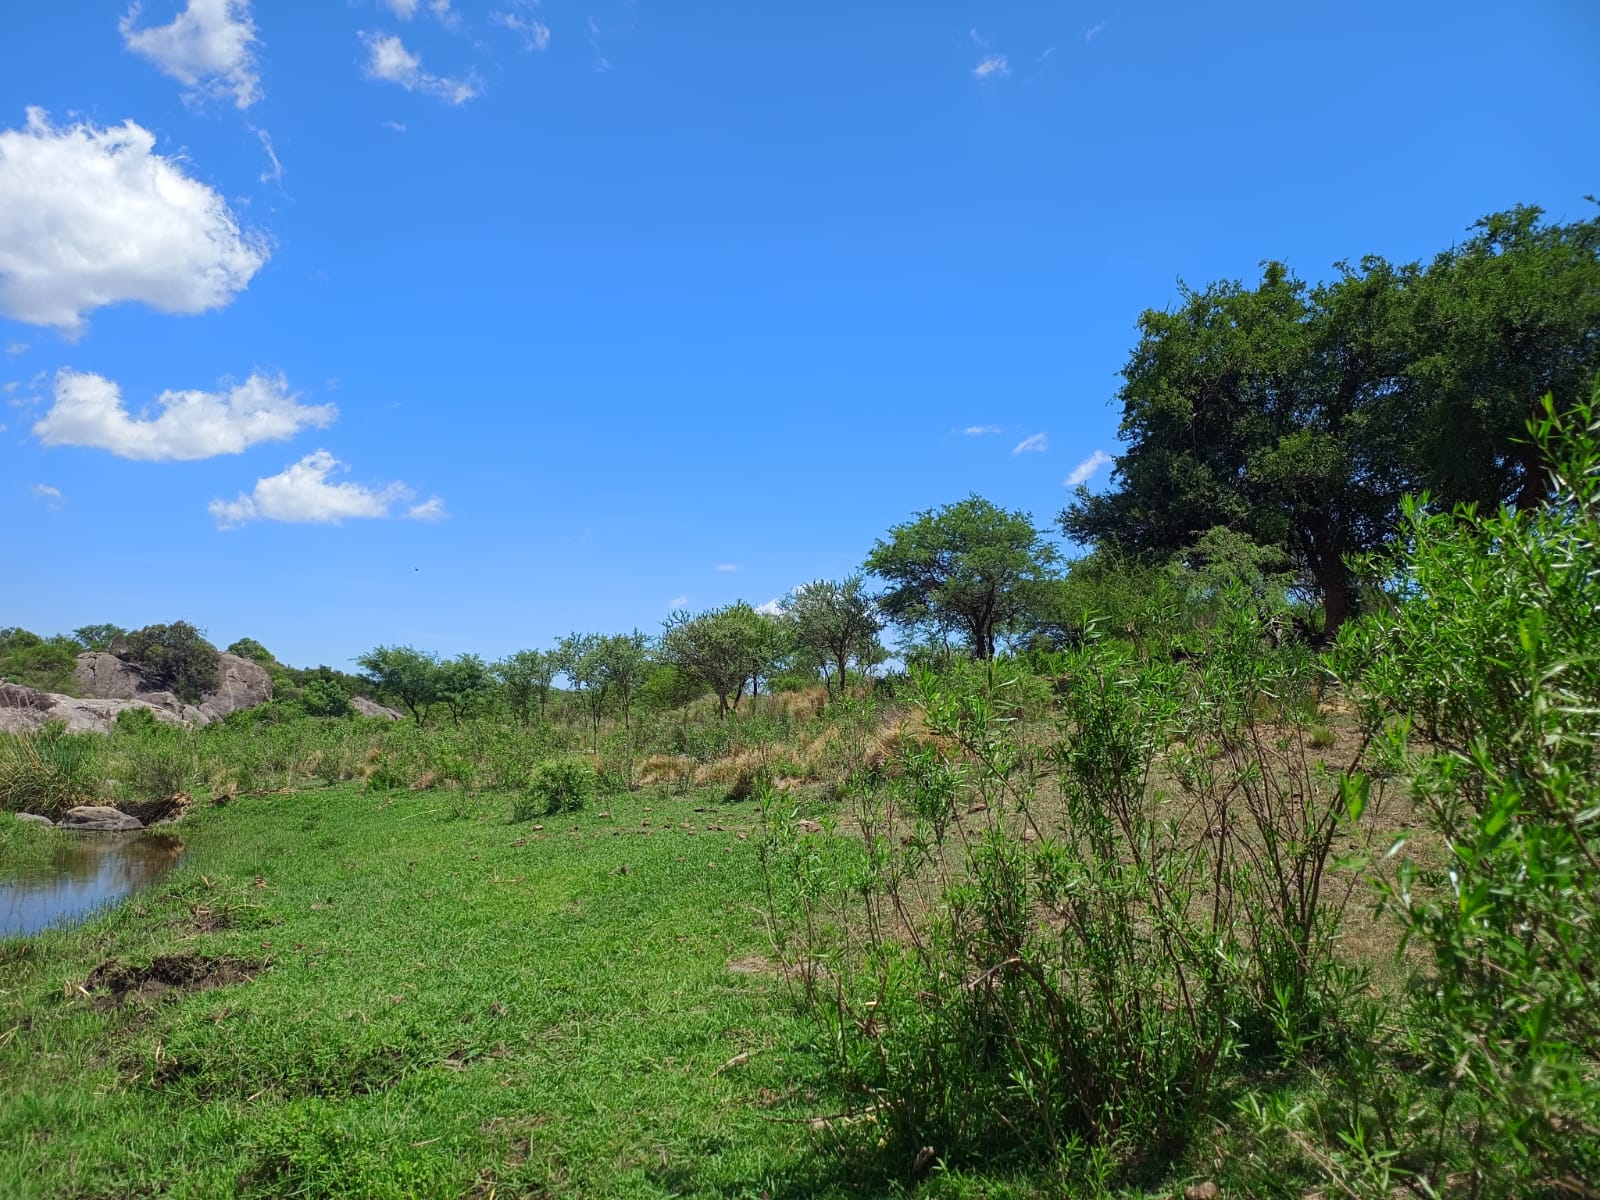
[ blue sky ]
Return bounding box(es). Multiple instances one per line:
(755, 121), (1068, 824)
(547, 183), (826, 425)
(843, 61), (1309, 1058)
(3, 1), (1596, 669)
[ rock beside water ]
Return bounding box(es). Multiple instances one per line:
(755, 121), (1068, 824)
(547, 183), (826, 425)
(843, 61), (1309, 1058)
(58, 806), (144, 832)
(15, 812), (55, 827)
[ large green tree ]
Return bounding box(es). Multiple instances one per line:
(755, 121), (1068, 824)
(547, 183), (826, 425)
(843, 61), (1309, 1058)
(115, 621), (220, 704)
(495, 649), (558, 724)
(1062, 206), (1600, 640)
(658, 603), (768, 717)
(866, 496), (1060, 660)
(355, 645), (441, 725)
(782, 576), (882, 699)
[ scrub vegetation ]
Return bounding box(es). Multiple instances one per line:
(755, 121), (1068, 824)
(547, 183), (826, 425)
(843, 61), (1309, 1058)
(2, 207), (1598, 1198)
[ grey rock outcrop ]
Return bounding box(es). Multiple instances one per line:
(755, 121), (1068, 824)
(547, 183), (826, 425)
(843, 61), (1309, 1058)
(15, 812), (54, 827)
(0, 684), (189, 735)
(0, 650), (272, 735)
(58, 805), (144, 832)
(350, 696), (404, 721)
(195, 654), (273, 723)
(73, 653), (148, 701)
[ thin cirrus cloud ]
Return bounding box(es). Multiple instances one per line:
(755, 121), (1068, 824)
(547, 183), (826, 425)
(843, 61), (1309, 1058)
(0, 109), (268, 334)
(210, 450), (442, 529)
(120, 0), (262, 109)
(973, 54), (1010, 79)
(492, 11), (552, 51)
(1065, 450), (1114, 487)
(360, 32), (478, 104)
(33, 370), (336, 461)
(1013, 433), (1048, 455)
(30, 483), (64, 510)
(383, 0), (455, 22)
(714, 563), (740, 573)
(960, 425), (1003, 436)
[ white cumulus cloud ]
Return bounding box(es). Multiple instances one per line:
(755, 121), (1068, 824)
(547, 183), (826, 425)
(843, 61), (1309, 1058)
(361, 32), (478, 104)
(34, 370), (335, 461)
(755, 598), (783, 617)
(0, 109), (267, 333)
(30, 483), (64, 510)
(973, 54), (1009, 79)
(1065, 450), (1114, 487)
(121, 0), (262, 109)
(383, 0), (419, 17)
(210, 450), (429, 528)
(1013, 433), (1048, 454)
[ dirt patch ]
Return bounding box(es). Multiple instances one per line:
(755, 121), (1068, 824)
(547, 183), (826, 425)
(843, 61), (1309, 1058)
(83, 953), (265, 1006)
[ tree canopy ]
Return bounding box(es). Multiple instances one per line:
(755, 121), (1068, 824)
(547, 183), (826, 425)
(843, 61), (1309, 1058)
(782, 576), (882, 699)
(866, 495), (1060, 660)
(1061, 205), (1600, 638)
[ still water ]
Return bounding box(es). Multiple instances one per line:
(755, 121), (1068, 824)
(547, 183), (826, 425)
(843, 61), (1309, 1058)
(0, 833), (185, 937)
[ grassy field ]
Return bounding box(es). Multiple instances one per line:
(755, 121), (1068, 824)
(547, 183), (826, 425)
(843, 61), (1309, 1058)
(0, 785), (937, 1200)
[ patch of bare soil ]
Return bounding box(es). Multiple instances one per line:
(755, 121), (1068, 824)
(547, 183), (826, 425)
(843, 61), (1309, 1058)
(83, 953), (265, 1006)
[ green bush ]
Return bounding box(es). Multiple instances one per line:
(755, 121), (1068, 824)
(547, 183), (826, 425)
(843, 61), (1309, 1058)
(516, 759), (595, 820)
(114, 621), (219, 704)
(0, 725), (105, 817)
(1317, 391), (1600, 1196)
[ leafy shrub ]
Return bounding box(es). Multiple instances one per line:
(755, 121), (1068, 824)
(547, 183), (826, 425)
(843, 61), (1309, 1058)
(114, 621), (219, 704)
(516, 759), (594, 819)
(300, 677), (353, 719)
(1318, 391), (1600, 1196)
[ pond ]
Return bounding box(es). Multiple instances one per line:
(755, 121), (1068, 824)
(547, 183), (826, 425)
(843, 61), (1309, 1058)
(1, 832), (186, 937)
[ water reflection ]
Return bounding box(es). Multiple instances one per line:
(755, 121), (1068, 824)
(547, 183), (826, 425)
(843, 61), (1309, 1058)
(0, 832), (185, 937)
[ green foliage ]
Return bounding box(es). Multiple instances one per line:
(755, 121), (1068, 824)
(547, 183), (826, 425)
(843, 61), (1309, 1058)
(516, 758), (595, 819)
(0, 627), (81, 694)
(355, 645), (440, 725)
(1063, 206), (1600, 639)
(658, 602), (773, 717)
(781, 575), (882, 700)
(494, 648), (558, 724)
(435, 653), (491, 726)
(1324, 388), (1600, 1195)
(866, 494), (1060, 659)
(0, 724), (105, 816)
(298, 675), (353, 719)
(225, 637), (277, 666)
(114, 621), (220, 705)
(71, 623), (126, 652)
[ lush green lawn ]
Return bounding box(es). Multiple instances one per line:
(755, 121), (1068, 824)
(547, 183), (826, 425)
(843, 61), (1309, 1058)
(0, 786), (886, 1199)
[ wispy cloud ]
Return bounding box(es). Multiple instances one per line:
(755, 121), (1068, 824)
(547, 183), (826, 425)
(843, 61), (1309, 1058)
(4, 342), (26, 357)
(407, 496), (446, 521)
(492, 10), (551, 51)
(714, 563), (740, 572)
(1013, 433), (1048, 455)
(973, 54), (1010, 79)
(1084, 20), (1107, 42)
(252, 124), (282, 184)
(960, 425), (1003, 436)
(1037, 45), (1056, 62)
(1065, 450), (1113, 487)
(587, 16), (612, 71)
(30, 483), (63, 510)
(360, 32), (478, 104)
(381, 120), (408, 133)
(969, 27), (989, 48)
(667, 594), (688, 611)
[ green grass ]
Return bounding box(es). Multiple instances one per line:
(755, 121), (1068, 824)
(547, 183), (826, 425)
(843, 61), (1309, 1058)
(0, 783), (894, 1199)
(0, 812), (65, 869)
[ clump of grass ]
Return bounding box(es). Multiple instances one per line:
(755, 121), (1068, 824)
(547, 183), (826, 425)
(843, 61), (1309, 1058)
(0, 725), (105, 817)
